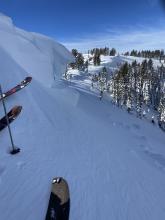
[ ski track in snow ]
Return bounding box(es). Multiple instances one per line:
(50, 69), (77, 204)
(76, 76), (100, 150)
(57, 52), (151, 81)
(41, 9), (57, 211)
(1, 70), (165, 220)
(64, 69), (165, 220)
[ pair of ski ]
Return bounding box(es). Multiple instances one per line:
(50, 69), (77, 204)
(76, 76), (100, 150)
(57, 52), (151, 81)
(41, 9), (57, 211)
(0, 77), (32, 131)
(0, 78), (70, 219)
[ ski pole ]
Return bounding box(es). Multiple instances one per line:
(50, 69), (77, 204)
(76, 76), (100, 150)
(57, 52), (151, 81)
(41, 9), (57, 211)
(0, 84), (20, 154)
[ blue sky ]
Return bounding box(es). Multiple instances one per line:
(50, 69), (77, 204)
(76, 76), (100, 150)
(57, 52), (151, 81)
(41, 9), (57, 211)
(0, 0), (165, 52)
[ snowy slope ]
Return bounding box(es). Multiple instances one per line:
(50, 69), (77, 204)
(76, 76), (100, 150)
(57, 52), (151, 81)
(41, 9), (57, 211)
(0, 13), (73, 87)
(0, 14), (165, 220)
(83, 54), (163, 76)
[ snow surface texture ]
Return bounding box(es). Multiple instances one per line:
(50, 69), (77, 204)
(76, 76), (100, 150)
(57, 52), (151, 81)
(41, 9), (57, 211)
(0, 13), (73, 87)
(0, 13), (165, 220)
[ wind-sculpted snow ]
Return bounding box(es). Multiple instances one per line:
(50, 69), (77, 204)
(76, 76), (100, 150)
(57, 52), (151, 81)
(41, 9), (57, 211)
(0, 13), (73, 86)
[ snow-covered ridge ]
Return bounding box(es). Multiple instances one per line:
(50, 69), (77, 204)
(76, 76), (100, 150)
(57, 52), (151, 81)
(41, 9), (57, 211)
(0, 13), (73, 87)
(0, 13), (13, 28)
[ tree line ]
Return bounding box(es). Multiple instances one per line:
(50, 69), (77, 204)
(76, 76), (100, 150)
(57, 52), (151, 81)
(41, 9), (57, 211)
(91, 48), (116, 66)
(90, 47), (117, 56)
(109, 59), (165, 130)
(67, 48), (165, 131)
(69, 47), (117, 69)
(124, 49), (165, 62)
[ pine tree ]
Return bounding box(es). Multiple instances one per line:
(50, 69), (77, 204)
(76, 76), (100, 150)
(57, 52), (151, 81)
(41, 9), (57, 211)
(76, 53), (84, 70)
(93, 53), (101, 66)
(110, 48), (116, 56)
(72, 49), (78, 57)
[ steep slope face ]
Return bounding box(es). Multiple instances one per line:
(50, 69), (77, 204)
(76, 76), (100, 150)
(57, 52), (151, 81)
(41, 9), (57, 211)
(0, 13), (73, 86)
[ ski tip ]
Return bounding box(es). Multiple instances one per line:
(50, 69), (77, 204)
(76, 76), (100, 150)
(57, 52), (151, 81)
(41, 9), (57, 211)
(21, 76), (32, 85)
(12, 106), (22, 115)
(25, 76), (32, 82)
(52, 177), (62, 184)
(52, 177), (69, 186)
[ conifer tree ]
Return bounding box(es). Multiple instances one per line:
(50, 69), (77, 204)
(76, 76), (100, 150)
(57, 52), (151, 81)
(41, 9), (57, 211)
(110, 48), (116, 56)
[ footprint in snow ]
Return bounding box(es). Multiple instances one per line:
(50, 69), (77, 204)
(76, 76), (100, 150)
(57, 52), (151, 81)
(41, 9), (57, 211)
(124, 124), (131, 130)
(138, 135), (147, 141)
(16, 161), (26, 170)
(138, 144), (150, 151)
(0, 164), (6, 176)
(112, 122), (116, 126)
(132, 123), (141, 130)
(133, 134), (148, 145)
(145, 151), (165, 171)
(118, 122), (123, 127)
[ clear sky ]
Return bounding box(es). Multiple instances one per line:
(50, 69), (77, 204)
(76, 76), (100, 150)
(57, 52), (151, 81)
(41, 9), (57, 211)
(0, 0), (165, 52)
